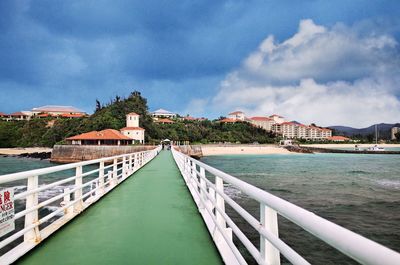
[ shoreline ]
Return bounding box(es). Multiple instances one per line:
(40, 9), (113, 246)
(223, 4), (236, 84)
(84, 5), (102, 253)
(300, 144), (400, 148)
(199, 145), (292, 156)
(0, 147), (53, 155)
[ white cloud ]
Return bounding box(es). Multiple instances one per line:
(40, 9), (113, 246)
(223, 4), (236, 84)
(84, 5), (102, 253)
(213, 19), (400, 127)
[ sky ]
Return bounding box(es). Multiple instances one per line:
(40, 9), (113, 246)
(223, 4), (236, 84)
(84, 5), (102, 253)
(1, 0), (400, 127)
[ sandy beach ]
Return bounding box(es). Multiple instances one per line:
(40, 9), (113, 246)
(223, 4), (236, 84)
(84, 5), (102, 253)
(200, 145), (291, 156)
(300, 144), (400, 148)
(0, 147), (52, 155)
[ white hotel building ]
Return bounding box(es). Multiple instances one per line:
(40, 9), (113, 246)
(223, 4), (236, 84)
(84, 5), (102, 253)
(228, 111), (333, 140)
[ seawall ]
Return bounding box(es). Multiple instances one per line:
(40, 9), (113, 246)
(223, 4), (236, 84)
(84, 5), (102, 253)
(51, 145), (156, 163)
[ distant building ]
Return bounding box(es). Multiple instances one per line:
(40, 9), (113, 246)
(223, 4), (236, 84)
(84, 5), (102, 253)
(10, 111), (31, 121)
(269, 114), (285, 124)
(392, 127), (400, 140)
(228, 111), (245, 121)
(249, 117), (275, 131)
(219, 118), (239, 123)
(272, 122), (332, 140)
(66, 129), (133, 146)
(155, 118), (174, 124)
(0, 112), (8, 121)
(182, 115), (207, 121)
(120, 113), (145, 144)
(31, 105), (86, 117)
(151, 109), (176, 120)
(327, 136), (351, 142)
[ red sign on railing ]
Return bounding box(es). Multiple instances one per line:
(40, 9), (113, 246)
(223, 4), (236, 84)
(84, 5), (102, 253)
(0, 188), (15, 237)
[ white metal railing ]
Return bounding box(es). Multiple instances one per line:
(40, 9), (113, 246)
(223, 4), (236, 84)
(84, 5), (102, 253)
(171, 147), (400, 265)
(0, 146), (161, 264)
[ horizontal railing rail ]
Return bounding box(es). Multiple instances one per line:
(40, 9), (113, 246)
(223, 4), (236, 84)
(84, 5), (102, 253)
(171, 147), (400, 265)
(0, 145), (162, 264)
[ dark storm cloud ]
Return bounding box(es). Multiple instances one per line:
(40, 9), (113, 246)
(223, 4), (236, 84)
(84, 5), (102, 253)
(0, 0), (399, 116)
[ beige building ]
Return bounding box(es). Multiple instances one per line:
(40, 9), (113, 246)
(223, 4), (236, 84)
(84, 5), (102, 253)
(249, 117), (275, 131)
(392, 127), (400, 140)
(120, 113), (145, 144)
(228, 111), (245, 121)
(269, 114), (285, 124)
(31, 105), (86, 116)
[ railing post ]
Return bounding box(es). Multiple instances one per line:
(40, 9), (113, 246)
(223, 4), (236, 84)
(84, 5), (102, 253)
(199, 167), (207, 209)
(214, 176), (232, 242)
(98, 161), (105, 196)
(129, 154), (133, 173)
(62, 188), (74, 218)
(260, 203), (280, 265)
(74, 166), (83, 212)
(24, 175), (41, 243)
(113, 158), (118, 182)
(122, 156), (127, 178)
(108, 171), (115, 188)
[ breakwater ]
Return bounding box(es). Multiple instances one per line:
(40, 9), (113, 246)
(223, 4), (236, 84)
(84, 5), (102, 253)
(51, 145), (156, 163)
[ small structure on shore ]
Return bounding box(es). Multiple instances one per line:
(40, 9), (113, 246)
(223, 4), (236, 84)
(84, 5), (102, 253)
(66, 112), (145, 145)
(66, 129), (133, 146)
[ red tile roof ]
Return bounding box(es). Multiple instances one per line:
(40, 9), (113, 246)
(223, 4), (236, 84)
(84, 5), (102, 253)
(10, 112), (28, 116)
(0, 112), (7, 117)
(219, 118), (238, 123)
(270, 114), (284, 118)
(60, 113), (85, 118)
(37, 113), (51, 117)
(120, 127), (145, 131)
(327, 136), (350, 141)
(228, 111), (244, 115)
(66, 129), (132, 140)
(127, 112), (139, 116)
(281, 122), (296, 125)
(156, 118), (174, 123)
(250, 117), (273, 121)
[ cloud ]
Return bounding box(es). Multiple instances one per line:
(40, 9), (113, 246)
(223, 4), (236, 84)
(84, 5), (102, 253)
(213, 19), (400, 127)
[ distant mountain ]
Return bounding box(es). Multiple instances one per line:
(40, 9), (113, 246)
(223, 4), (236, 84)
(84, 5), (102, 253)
(328, 123), (400, 139)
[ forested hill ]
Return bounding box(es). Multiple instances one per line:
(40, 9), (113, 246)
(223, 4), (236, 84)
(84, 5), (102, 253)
(0, 91), (276, 148)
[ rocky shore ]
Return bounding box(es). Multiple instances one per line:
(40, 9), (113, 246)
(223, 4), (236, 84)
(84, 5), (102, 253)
(0, 148), (52, 160)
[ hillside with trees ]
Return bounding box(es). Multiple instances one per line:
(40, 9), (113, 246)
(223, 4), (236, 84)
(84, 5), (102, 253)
(0, 91), (276, 147)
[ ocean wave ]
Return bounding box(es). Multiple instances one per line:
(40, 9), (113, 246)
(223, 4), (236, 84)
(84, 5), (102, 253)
(348, 170), (371, 175)
(376, 179), (400, 190)
(42, 206), (64, 216)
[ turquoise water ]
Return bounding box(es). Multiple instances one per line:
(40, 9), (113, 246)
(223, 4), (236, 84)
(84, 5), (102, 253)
(201, 153), (400, 265)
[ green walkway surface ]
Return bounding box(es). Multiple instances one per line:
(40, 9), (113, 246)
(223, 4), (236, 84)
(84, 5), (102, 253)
(17, 151), (222, 265)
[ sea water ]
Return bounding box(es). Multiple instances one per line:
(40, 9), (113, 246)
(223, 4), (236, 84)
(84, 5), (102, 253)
(201, 153), (400, 265)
